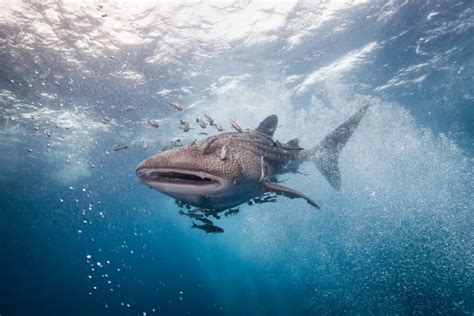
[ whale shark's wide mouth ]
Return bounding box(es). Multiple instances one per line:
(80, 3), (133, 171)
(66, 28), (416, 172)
(137, 168), (220, 186)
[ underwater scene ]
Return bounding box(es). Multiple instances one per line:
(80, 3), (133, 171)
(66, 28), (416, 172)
(1, 1), (473, 315)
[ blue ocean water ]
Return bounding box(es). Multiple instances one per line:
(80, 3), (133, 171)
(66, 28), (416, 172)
(1, 1), (473, 315)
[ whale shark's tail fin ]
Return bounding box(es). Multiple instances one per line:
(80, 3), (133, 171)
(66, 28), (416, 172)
(305, 105), (370, 190)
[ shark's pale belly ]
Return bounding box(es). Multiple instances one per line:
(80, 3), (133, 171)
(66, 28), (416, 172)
(150, 177), (263, 210)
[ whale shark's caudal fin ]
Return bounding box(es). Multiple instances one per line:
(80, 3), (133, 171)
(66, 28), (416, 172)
(305, 105), (370, 190)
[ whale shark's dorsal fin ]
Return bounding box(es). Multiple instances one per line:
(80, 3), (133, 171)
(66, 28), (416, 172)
(256, 115), (278, 137)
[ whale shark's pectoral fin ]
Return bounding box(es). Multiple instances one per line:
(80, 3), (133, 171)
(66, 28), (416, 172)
(262, 181), (320, 209)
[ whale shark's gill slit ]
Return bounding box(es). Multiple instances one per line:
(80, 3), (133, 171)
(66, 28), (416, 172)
(150, 171), (216, 184)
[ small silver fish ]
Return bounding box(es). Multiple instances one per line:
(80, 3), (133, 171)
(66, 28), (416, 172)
(161, 139), (182, 152)
(230, 120), (243, 133)
(214, 124), (223, 132)
(169, 102), (184, 111)
(100, 116), (111, 124)
(179, 120), (191, 132)
(147, 119), (160, 128)
(204, 114), (215, 126)
(112, 144), (128, 151)
(123, 105), (135, 112)
(196, 118), (207, 128)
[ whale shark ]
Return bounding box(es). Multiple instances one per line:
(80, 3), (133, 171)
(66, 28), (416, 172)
(136, 105), (369, 210)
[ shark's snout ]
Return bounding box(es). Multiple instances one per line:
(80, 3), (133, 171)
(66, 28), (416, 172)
(135, 152), (238, 208)
(135, 158), (151, 176)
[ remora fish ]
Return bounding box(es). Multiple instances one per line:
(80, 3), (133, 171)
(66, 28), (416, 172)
(136, 105), (369, 210)
(169, 102), (184, 111)
(112, 144), (128, 151)
(230, 120), (243, 133)
(147, 119), (160, 128)
(191, 221), (224, 234)
(196, 118), (207, 128)
(179, 120), (191, 132)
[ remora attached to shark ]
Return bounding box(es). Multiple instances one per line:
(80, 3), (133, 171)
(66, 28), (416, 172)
(136, 105), (370, 210)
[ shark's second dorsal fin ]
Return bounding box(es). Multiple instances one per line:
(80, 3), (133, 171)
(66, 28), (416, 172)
(256, 115), (278, 137)
(286, 138), (299, 147)
(263, 181), (319, 209)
